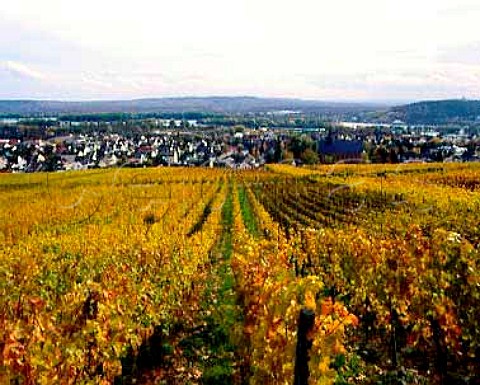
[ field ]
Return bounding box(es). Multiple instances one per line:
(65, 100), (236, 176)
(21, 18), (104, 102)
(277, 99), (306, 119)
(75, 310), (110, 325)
(1, 163), (479, 385)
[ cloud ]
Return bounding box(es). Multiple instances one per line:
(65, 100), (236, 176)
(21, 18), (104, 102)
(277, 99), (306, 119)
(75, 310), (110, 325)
(302, 65), (480, 102)
(1, 1), (480, 100)
(1, 60), (47, 80)
(437, 42), (480, 66)
(80, 72), (115, 89)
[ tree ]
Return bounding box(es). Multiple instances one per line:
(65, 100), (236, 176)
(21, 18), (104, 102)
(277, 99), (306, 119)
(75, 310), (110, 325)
(282, 150), (294, 162)
(300, 148), (319, 165)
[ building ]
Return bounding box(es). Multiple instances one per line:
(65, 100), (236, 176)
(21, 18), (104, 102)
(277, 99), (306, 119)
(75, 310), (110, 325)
(317, 138), (364, 163)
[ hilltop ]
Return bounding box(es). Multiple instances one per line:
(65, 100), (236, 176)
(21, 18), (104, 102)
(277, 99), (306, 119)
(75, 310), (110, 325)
(385, 99), (480, 124)
(0, 96), (381, 116)
(3, 97), (480, 125)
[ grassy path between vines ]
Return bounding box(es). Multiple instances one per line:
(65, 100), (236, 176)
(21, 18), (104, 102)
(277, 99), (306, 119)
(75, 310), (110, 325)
(184, 182), (245, 384)
(132, 182), (246, 385)
(237, 185), (259, 238)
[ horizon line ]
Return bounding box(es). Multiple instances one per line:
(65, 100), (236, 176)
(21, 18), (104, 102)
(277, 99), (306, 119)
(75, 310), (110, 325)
(0, 95), (477, 106)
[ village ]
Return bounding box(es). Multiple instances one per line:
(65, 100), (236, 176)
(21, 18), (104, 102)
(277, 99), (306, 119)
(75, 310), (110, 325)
(1, 117), (480, 172)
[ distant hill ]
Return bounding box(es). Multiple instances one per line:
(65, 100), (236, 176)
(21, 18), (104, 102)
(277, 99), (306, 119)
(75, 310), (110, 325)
(3, 97), (480, 125)
(0, 97), (381, 116)
(388, 99), (480, 124)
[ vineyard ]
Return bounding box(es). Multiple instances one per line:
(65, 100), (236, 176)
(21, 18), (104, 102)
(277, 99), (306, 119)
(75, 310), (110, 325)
(1, 163), (479, 384)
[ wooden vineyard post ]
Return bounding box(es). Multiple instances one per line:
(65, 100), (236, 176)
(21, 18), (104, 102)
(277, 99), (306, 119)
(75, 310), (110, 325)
(294, 308), (315, 385)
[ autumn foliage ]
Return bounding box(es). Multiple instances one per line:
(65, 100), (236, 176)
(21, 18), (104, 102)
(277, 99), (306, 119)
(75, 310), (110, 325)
(1, 163), (480, 384)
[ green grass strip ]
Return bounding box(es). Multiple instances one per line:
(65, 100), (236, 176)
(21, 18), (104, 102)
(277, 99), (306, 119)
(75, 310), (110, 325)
(237, 185), (259, 238)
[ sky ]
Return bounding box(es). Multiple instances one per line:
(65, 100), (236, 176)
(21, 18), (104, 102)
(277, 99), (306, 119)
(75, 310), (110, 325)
(1, 0), (480, 102)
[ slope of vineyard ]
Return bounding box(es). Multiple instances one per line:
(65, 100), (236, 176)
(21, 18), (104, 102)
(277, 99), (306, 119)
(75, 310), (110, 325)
(0, 168), (228, 383)
(256, 163), (480, 384)
(1, 163), (479, 384)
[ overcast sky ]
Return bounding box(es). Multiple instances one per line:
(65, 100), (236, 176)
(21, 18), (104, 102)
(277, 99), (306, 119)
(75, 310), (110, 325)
(1, 0), (480, 102)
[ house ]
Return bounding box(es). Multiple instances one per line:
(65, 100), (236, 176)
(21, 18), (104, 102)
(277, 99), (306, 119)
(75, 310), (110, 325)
(317, 138), (363, 163)
(0, 156), (7, 170)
